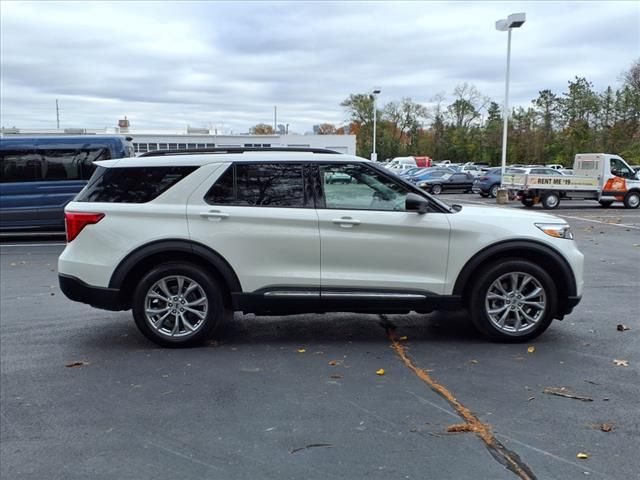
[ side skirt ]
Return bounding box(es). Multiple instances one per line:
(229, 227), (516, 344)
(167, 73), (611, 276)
(232, 288), (462, 316)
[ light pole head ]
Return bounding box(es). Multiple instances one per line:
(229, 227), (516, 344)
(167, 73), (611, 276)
(371, 87), (381, 95)
(495, 12), (526, 31)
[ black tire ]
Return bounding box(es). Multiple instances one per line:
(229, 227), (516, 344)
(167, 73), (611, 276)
(623, 191), (640, 209)
(599, 200), (613, 208)
(489, 184), (499, 198)
(468, 260), (557, 342)
(132, 262), (225, 347)
(541, 192), (560, 210)
(431, 184), (443, 195)
(479, 192), (489, 198)
(521, 198), (535, 207)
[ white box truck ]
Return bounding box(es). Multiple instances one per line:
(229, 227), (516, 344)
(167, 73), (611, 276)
(503, 153), (640, 209)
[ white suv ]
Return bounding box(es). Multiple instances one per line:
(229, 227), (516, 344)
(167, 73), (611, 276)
(58, 148), (584, 347)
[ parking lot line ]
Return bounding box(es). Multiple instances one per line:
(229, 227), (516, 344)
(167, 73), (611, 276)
(0, 243), (66, 247)
(555, 214), (640, 230)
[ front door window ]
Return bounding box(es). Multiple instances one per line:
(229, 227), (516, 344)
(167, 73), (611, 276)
(320, 164), (409, 211)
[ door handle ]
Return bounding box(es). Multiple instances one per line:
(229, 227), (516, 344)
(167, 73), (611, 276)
(332, 217), (360, 227)
(199, 210), (229, 220)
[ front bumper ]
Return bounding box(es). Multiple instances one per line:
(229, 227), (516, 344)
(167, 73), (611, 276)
(59, 274), (126, 311)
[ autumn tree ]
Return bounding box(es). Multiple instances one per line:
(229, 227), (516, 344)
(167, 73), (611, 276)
(250, 123), (275, 135)
(336, 59), (640, 164)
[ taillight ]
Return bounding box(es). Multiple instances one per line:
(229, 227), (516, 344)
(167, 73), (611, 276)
(65, 212), (105, 242)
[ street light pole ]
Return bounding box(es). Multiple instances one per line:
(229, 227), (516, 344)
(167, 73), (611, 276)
(500, 28), (512, 181)
(371, 87), (381, 162)
(495, 12), (526, 203)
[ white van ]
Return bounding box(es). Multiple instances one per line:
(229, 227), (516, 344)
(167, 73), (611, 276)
(385, 156), (417, 170)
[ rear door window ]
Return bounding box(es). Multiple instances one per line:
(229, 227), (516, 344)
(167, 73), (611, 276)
(205, 163), (309, 208)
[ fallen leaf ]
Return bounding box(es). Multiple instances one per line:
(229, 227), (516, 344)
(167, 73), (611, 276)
(65, 361), (89, 368)
(399, 336), (408, 341)
(613, 359), (629, 367)
(543, 387), (593, 402)
(328, 360), (339, 366)
(600, 423), (614, 432)
(616, 324), (630, 332)
(297, 349), (306, 353)
(527, 346), (536, 354)
(10, 262), (16, 267)
(468, 359), (479, 364)
(576, 453), (589, 459)
(527, 396), (535, 402)
(330, 374), (341, 379)
(376, 368), (385, 376)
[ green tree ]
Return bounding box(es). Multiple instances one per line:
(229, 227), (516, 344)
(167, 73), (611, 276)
(341, 93), (375, 157)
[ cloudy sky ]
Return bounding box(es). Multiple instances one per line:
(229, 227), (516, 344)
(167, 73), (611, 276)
(1, 1), (638, 134)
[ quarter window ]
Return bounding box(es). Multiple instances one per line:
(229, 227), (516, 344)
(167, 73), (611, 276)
(76, 166), (198, 203)
(205, 163), (306, 208)
(320, 164), (409, 211)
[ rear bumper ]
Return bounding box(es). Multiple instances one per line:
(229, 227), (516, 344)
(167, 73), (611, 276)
(59, 274), (126, 311)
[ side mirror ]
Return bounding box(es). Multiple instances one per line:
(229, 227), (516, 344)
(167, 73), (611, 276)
(406, 192), (429, 214)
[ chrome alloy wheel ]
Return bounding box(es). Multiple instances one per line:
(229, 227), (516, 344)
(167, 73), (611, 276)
(484, 272), (547, 335)
(144, 275), (208, 338)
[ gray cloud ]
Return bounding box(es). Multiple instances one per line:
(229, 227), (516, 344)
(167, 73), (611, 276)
(1, 1), (637, 133)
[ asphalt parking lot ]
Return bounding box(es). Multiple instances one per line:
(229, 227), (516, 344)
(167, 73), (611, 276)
(1, 195), (638, 480)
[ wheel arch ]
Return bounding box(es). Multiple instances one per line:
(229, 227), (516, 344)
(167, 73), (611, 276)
(109, 239), (242, 310)
(453, 240), (577, 316)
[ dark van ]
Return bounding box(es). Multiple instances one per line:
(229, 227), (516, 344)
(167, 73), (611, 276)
(0, 135), (134, 231)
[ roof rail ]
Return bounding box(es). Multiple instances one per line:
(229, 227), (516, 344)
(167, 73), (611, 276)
(138, 147), (342, 157)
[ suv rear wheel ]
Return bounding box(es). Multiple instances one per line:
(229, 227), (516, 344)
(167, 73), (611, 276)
(132, 262), (224, 347)
(469, 260), (557, 342)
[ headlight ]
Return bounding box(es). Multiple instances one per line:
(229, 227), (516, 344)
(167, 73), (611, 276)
(535, 223), (573, 240)
(418, 181), (428, 187)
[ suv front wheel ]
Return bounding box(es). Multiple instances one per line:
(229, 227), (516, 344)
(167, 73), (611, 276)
(469, 260), (557, 342)
(132, 262), (224, 347)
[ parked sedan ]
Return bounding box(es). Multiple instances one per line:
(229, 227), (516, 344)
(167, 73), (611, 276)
(398, 167), (426, 178)
(408, 167), (455, 184)
(418, 172), (475, 194)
